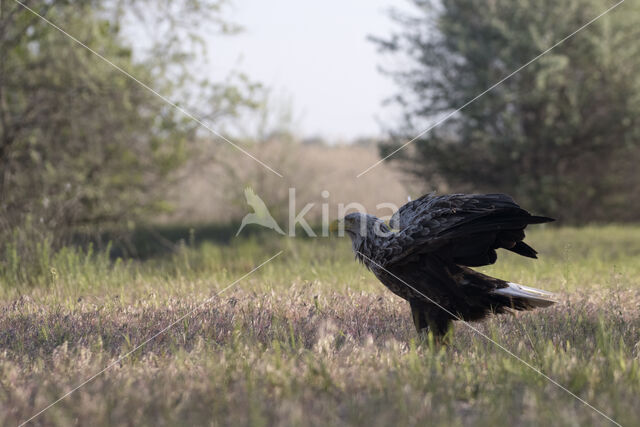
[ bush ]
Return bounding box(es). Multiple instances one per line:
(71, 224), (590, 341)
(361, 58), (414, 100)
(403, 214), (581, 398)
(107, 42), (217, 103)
(374, 0), (640, 222)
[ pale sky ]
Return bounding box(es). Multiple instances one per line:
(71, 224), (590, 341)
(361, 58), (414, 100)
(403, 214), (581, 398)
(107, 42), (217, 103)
(205, 0), (403, 141)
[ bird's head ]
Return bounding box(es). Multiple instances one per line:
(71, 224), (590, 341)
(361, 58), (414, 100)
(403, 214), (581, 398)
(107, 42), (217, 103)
(342, 212), (372, 237)
(332, 212), (390, 250)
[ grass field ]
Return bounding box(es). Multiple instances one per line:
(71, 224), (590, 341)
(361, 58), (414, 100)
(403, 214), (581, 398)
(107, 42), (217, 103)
(1, 226), (640, 426)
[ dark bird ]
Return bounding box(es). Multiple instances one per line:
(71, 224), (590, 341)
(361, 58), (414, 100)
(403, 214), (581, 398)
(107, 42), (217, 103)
(337, 193), (556, 340)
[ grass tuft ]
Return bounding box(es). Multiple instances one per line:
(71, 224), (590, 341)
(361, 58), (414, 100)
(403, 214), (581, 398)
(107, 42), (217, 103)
(1, 226), (639, 425)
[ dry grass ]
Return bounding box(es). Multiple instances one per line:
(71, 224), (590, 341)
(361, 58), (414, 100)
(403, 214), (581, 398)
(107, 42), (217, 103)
(162, 140), (420, 224)
(1, 226), (640, 426)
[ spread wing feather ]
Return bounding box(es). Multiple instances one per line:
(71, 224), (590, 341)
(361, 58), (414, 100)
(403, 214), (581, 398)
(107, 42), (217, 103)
(381, 193), (553, 267)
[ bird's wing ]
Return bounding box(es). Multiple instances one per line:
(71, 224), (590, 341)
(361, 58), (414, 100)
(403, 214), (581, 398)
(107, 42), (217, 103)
(389, 192), (437, 229)
(380, 193), (553, 267)
(390, 192), (519, 229)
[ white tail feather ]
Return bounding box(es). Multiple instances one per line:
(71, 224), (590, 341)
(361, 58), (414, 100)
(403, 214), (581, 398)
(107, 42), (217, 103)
(493, 282), (556, 307)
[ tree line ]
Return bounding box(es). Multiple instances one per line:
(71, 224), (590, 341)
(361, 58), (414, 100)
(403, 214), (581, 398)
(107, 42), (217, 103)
(2, 0), (639, 257)
(374, 0), (640, 223)
(0, 0), (260, 247)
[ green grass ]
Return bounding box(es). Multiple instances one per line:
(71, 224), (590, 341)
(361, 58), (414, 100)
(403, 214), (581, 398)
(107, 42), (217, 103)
(1, 226), (640, 426)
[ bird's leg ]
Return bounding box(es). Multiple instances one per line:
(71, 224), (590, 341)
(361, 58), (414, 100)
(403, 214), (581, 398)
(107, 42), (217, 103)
(409, 300), (453, 345)
(410, 301), (428, 333)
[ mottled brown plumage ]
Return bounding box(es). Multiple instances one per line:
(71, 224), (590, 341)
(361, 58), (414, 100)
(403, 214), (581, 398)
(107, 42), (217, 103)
(341, 193), (556, 340)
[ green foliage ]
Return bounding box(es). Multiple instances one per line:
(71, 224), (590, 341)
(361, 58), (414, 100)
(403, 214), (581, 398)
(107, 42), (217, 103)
(0, 0), (259, 240)
(374, 0), (640, 222)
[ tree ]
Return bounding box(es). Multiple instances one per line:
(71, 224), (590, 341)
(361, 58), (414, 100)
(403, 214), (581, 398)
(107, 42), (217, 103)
(0, 0), (259, 240)
(373, 0), (640, 222)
